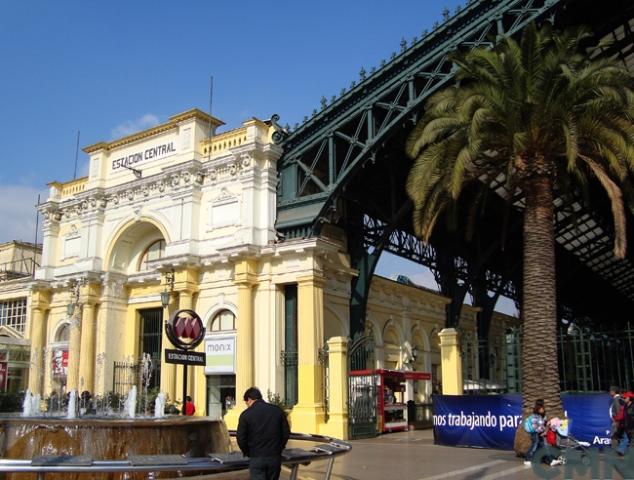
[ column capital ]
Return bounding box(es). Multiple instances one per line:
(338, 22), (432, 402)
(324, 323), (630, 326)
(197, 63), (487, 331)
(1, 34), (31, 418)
(297, 272), (326, 288)
(80, 281), (102, 305)
(234, 258), (258, 286)
(30, 287), (51, 310)
(326, 336), (348, 354)
(173, 267), (200, 293)
(438, 328), (460, 346)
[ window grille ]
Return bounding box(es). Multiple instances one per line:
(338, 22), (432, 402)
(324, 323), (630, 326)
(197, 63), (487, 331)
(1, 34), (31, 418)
(0, 298), (27, 332)
(138, 239), (165, 271)
(210, 310), (236, 332)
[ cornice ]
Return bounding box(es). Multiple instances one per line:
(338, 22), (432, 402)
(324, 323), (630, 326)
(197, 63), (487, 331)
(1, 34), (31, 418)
(83, 108), (224, 154)
(47, 143), (266, 221)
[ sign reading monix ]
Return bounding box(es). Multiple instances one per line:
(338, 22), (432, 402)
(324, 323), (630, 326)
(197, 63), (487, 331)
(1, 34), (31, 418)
(111, 141), (176, 171)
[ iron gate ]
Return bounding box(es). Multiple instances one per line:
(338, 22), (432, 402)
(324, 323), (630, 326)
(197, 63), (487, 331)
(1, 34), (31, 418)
(348, 332), (377, 439)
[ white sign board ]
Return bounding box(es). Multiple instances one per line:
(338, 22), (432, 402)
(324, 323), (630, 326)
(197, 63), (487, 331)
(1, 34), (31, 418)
(205, 335), (236, 375)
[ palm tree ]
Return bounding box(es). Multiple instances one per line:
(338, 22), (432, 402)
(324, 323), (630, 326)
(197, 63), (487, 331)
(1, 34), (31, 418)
(406, 22), (634, 429)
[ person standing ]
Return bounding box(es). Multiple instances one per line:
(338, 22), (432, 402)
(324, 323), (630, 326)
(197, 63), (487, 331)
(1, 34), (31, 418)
(184, 395), (195, 416)
(237, 387), (290, 480)
(617, 392), (634, 456)
(609, 386), (625, 449)
(524, 400), (548, 466)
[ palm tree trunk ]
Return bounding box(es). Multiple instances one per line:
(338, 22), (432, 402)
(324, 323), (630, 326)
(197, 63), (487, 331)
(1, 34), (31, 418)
(513, 172), (564, 454)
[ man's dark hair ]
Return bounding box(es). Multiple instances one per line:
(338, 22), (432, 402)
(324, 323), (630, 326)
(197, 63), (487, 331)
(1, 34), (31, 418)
(186, 395), (192, 401)
(243, 387), (263, 401)
(609, 386), (621, 394)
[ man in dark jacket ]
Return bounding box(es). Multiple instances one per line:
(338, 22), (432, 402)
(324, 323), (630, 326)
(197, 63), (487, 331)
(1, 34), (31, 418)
(237, 387), (290, 480)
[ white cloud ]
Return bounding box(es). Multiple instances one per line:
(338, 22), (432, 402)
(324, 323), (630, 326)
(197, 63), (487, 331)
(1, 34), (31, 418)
(408, 269), (438, 290)
(0, 184), (48, 243)
(111, 114), (160, 139)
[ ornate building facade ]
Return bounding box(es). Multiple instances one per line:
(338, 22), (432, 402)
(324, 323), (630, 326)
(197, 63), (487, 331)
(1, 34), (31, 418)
(4, 108), (516, 438)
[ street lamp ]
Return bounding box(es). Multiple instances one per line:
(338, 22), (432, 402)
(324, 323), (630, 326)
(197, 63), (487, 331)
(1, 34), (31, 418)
(161, 270), (175, 308)
(411, 345), (419, 363)
(66, 279), (81, 318)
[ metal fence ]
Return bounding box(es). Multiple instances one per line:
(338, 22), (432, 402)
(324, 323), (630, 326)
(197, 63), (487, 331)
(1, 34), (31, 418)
(112, 361), (139, 396)
(112, 356), (161, 397)
(465, 323), (634, 394)
(559, 323), (634, 392)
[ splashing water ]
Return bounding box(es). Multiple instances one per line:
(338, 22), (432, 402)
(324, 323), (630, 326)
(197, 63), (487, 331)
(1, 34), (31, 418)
(21, 391), (42, 417)
(154, 392), (166, 418)
(66, 391), (77, 419)
(124, 386), (137, 418)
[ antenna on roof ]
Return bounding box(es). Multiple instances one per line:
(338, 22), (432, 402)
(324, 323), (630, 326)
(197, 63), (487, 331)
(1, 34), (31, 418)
(208, 75), (214, 158)
(73, 130), (80, 180)
(32, 194), (40, 278)
(121, 164), (142, 179)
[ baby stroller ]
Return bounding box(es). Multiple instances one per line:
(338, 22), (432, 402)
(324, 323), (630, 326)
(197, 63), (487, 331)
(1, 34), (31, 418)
(546, 418), (591, 465)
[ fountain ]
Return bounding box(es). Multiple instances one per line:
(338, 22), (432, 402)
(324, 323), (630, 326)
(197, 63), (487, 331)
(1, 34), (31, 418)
(66, 390), (77, 419)
(20, 390), (41, 418)
(2, 385), (230, 479)
(124, 385), (137, 418)
(154, 392), (166, 419)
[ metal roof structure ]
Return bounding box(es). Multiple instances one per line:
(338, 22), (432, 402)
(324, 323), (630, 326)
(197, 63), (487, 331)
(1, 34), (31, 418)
(274, 0), (634, 331)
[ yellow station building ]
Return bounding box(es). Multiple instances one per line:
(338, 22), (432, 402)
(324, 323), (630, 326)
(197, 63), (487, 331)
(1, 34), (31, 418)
(0, 109), (517, 438)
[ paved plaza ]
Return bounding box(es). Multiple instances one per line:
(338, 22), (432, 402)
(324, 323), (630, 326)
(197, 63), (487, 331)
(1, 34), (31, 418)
(287, 430), (633, 480)
(192, 429), (634, 480)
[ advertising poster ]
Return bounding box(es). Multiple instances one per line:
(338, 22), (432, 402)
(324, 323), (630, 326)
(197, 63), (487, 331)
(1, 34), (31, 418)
(205, 335), (236, 374)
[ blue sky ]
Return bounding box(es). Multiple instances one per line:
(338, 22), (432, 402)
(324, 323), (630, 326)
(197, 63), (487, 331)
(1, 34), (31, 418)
(0, 0), (517, 314)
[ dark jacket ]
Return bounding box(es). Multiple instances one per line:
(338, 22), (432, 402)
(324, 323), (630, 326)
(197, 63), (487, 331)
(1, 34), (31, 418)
(625, 401), (634, 434)
(237, 400), (290, 458)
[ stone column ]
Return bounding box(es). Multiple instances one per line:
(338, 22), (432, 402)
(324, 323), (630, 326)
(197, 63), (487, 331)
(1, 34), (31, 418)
(224, 259), (257, 429)
(290, 273), (326, 434)
(159, 293), (177, 402)
(78, 302), (96, 393)
(438, 328), (463, 395)
(320, 336), (348, 439)
(27, 289), (51, 395)
(66, 296), (82, 392)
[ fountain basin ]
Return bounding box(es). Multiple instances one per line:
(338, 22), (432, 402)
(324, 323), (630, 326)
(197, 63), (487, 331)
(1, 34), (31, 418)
(0, 416), (230, 479)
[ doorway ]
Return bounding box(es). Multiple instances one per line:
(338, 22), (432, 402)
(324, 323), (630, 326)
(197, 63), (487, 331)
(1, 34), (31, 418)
(206, 374), (236, 419)
(139, 308), (162, 389)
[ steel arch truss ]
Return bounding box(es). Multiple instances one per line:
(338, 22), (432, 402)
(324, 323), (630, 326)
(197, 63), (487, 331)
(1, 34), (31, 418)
(276, 0), (567, 233)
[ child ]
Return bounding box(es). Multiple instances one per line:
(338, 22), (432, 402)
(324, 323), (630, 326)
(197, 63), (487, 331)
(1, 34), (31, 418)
(524, 400), (547, 466)
(545, 417), (565, 466)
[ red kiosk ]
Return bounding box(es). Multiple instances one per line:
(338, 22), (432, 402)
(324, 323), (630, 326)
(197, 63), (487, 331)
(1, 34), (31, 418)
(350, 369), (431, 433)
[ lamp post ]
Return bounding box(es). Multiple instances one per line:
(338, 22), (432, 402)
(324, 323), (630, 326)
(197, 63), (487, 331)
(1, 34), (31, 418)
(567, 322), (590, 391)
(65, 279), (83, 392)
(161, 270), (175, 308)
(411, 345), (419, 365)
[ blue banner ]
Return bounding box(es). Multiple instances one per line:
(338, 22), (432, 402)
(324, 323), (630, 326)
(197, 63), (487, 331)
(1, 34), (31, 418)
(433, 393), (612, 450)
(562, 393), (612, 448)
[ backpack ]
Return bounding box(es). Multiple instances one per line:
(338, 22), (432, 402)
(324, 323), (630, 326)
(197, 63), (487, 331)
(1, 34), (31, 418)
(614, 402), (626, 423)
(524, 415), (536, 433)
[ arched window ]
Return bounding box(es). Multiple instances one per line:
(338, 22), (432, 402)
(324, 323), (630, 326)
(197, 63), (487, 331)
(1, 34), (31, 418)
(55, 323), (70, 342)
(139, 239), (165, 271)
(209, 310), (236, 332)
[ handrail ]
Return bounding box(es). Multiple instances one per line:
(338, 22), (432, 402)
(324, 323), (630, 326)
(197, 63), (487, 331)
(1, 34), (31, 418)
(0, 431), (351, 480)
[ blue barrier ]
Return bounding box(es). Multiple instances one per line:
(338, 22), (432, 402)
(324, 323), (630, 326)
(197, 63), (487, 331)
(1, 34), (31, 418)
(432, 393), (612, 450)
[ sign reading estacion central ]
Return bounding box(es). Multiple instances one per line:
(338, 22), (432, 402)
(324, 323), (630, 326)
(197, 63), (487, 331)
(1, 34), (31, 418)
(165, 349), (205, 366)
(111, 141), (177, 172)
